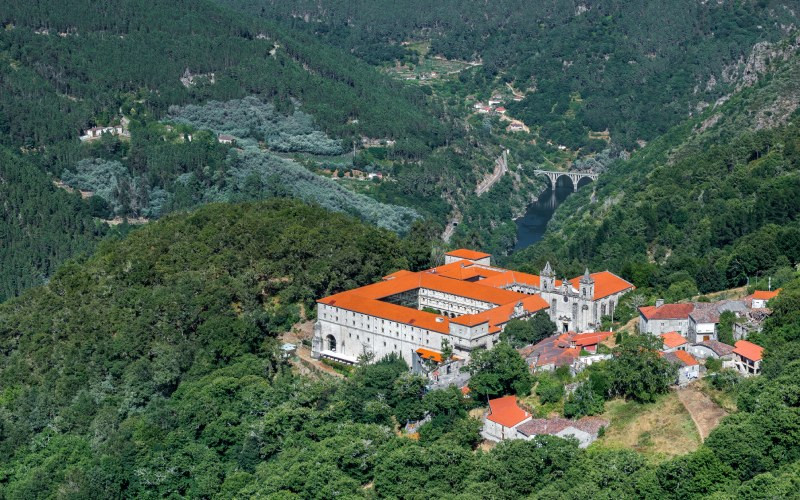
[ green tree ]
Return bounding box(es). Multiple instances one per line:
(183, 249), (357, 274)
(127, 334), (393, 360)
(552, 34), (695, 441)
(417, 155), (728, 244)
(607, 335), (677, 403)
(466, 342), (533, 400)
(501, 312), (556, 348)
(563, 381), (605, 418)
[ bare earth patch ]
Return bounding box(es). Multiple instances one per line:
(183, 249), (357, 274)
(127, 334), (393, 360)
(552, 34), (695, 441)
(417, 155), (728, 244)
(676, 382), (728, 441)
(283, 320), (343, 378)
(594, 392), (701, 462)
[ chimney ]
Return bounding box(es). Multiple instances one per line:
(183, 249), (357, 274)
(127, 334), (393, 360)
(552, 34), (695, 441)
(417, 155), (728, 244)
(655, 299), (664, 308)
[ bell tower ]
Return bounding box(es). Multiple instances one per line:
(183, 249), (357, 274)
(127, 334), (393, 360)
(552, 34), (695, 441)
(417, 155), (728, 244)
(541, 261), (555, 291)
(579, 268), (595, 300)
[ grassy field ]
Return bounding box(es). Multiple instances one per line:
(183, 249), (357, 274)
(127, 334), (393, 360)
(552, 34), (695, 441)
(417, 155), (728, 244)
(591, 392), (702, 463)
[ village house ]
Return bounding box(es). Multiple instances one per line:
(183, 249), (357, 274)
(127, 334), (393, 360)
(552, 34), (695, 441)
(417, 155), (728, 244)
(80, 125), (126, 142)
(482, 395), (532, 442)
(217, 134), (235, 144)
(515, 416), (608, 448)
(495, 106), (507, 114)
(660, 331), (689, 352)
(733, 340), (764, 376)
(520, 331), (613, 373)
(749, 289), (780, 309)
(688, 300), (749, 343)
(687, 339), (735, 362)
(313, 250), (630, 366)
(507, 120), (526, 132)
(661, 349), (702, 385)
(481, 396), (608, 447)
(638, 301), (694, 336)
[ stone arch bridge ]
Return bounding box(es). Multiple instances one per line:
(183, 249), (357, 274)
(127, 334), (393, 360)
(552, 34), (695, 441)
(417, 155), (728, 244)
(534, 170), (598, 191)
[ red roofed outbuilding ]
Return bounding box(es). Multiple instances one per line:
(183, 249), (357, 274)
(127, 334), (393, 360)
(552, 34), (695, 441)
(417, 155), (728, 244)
(483, 395), (532, 441)
(733, 340), (764, 376)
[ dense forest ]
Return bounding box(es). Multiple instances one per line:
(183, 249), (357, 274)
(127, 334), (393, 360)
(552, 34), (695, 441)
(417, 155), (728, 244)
(0, 0), (457, 297)
(1, 198), (800, 497)
(510, 49), (800, 302)
(0, 147), (107, 302)
(223, 0), (800, 148)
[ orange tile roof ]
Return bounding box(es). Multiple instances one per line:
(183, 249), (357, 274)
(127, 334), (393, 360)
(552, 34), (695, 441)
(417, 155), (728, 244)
(383, 269), (414, 280)
(429, 260), (504, 281)
(672, 349), (699, 366)
(486, 395), (530, 427)
(451, 295), (549, 328)
(661, 331), (688, 349)
(416, 347), (445, 363)
(753, 289), (780, 301)
(320, 293), (451, 334)
(570, 331), (613, 347)
(734, 340), (764, 361)
(328, 271), (528, 305)
(569, 271), (634, 300)
(639, 303), (695, 320)
(446, 248), (491, 260)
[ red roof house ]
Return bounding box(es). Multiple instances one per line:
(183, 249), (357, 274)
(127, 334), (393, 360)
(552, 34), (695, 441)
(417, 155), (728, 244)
(483, 395), (532, 441)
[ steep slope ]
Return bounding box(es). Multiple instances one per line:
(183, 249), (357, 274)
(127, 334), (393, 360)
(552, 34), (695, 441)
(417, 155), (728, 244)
(222, 0), (800, 148)
(1, 198), (800, 498)
(508, 48), (800, 299)
(0, 0), (445, 148)
(0, 199), (430, 496)
(0, 0), (451, 298)
(0, 147), (106, 301)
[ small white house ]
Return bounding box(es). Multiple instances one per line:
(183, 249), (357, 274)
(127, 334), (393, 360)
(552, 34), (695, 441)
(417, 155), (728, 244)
(482, 396), (531, 442)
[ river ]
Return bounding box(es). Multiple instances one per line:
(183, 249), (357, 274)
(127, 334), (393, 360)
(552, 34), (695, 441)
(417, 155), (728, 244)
(513, 182), (573, 251)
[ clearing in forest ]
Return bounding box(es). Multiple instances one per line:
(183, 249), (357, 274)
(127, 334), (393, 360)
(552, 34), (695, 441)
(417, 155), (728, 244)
(593, 392), (701, 462)
(676, 383), (728, 441)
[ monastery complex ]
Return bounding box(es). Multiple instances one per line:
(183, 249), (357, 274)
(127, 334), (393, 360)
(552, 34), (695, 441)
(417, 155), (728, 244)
(312, 249), (634, 366)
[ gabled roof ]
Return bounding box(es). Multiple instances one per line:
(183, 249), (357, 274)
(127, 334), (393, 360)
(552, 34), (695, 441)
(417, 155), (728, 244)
(734, 340), (764, 361)
(570, 331), (613, 347)
(696, 340), (735, 357)
(479, 270), (564, 289)
(451, 295), (549, 328)
(752, 289), (781, 301)
(429, 260), (503, 281)
(639, 303), (695, 320)
(661, 331), (688, 349)
(516, 416), (609, 437)
(445, 248), (491, 260)
(320, 292), (451, 334)
(486, 395), (530, 428)
(416, 348), (445, 363)
(666, 349), (699, 367)
(569, 271), (634, 300)
(520, 334), (581, 368)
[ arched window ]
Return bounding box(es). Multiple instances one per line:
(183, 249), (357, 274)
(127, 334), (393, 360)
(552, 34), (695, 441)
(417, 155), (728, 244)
(326, 335), (337, 352)
(601, 304), (606, 317)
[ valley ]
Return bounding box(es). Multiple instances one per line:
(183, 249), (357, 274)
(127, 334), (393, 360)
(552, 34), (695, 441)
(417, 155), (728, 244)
(1, 0), (800, 498)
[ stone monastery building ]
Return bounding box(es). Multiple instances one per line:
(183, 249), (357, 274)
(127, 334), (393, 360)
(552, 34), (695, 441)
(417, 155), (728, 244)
(312, 249), (633, 365)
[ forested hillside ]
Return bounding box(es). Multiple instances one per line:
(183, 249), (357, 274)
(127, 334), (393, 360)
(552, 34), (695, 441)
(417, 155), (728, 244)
(509, 48), (800, 301)
(1, 198), (800, 497)
(0, 0), (453, 298)
(0, 147), (106, 301)
(223, 0), (800, 148)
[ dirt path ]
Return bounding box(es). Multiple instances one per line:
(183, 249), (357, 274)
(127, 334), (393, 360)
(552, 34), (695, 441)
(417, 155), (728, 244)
(676, 383), (728, 441)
